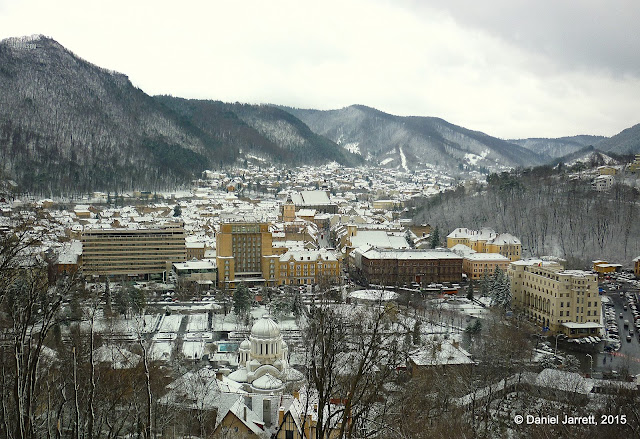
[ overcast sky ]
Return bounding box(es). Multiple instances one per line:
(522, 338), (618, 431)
(1, 0), (639, 139)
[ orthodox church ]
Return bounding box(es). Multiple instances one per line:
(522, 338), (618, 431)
(227, 315), (304, 394)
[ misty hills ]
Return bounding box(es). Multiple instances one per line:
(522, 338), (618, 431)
(509, 135), (607, 160)
(0, 35), (357, 193)
(280, 105), (545, 171)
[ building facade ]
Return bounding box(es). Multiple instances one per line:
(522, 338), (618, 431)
(447, 227), (522, 261)
(509, 260), (601, 337)
(351, 247), (463, 286)
(277, 249), (340, 286)
(81, 223), (186, 279)
(463, 253), (510, 280)
(216, 222), (275, 288)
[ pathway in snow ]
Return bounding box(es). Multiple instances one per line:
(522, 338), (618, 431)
(399, 146), (409, 172)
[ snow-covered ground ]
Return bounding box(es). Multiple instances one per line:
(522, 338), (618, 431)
(399, 147), (409, 172)
(187, 313), (208, 332)
(158, 315), (183, 333)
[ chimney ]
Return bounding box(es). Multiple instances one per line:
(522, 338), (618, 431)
(243, 406), (247, 421)
(278, 407), (284, 426)
(293, 389), (300, 400)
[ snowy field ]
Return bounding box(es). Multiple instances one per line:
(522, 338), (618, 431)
(182, 341), (206, 360)
(150, 342), (172, 361)
(187, 313), (208, 332)
(158, 314), (184, 333)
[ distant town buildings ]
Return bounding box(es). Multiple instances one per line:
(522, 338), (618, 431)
(509, 260), (601, 337)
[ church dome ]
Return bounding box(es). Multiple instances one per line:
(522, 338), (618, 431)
(251, 315), (281, 339)
(240, 339), (251, 350)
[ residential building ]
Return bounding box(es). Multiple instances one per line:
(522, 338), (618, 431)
(509, 260), (601, 337)
(591, 175), (614, 191)
(463, 253), (510, 280)
(628, 154), (640, 174)
(592, 260), (622, 277)
(597, 166), (618, 176)
(81, 223), (186, 279)
(186, 242), (206, 260)
(351, 247), (463, 286)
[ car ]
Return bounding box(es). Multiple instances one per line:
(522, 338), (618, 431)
(620, 313), (624, 318)
(627, 335), (632, 342)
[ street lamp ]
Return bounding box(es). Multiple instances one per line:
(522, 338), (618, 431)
(554, 333), (562, 358)
(586, 353), (593, 377)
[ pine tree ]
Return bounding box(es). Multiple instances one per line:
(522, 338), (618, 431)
(466, 279), (475, 301)
(430, 226), (440, 249)
(233, 283), (251, 317)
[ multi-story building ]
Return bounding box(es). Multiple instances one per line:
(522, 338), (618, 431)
(447, 227), (521, 261)
(509, 260), (601, 337)
(351, 247), (463, 286)
(463, 253), (510, 280)
(216, 221), (276, 289)
(81, 223), (186, 279)
(277, 249), (340, 286)
(634, 256), (640, 278)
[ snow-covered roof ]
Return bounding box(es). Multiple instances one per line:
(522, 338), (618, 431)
(535, 368), (593, 394)
(409, 342), (474, 367)
(356, 248), (462, 260)
(464, 253), (509, 262)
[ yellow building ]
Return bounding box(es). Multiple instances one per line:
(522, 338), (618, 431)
(278, 249), (340, 286)
(216, 221), (275, 289)
(628, 154), (640, 174)
(592, 260), (622, 277)
(463, 253), (510, 280)
(634, 256), (640, 278)
(447, 228), (521, 261)
(598, 166), (618, 175)
(81, 223), (186, 279)
(509, 260), (601, 337)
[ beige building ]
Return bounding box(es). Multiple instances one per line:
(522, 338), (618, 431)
(463, 253), (510, 280)
(216, 222), (276, 289)
(509, 260), (601, 337)
(447, 228), (522, 261)
(81, 223), (186, 279)
(278, 249), (340, 286)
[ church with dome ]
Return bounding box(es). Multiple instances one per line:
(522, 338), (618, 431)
(227, 315), (304, 394)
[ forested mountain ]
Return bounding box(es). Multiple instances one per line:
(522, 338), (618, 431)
(596, 123), (640, 155)
(0, 36), (357, 194)
(509, 135), (606, 160)
(280, 105), (545, 172)
(410, 166), (640, 268)
(154, 97), (362, 167)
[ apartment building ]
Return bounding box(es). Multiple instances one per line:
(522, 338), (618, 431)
(509, 260), (601, 337)
(351, 247), (463, 286)
(81, 223), (186, 279)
